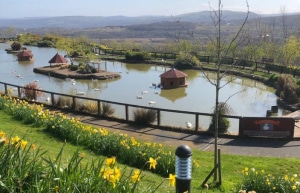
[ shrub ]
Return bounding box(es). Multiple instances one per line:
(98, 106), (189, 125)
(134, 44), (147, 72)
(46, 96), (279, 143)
(125, 51), (150, 62)
(276, 74), (298, 104)
(174, 52), (201, 68)
(268, 73), (280, 84)
(21, 82), (42, 101)
(54, 96), (73, 109)
(101, 102), (115, 117)
(133, 108), (157, 125)
(69, 64), (79, 71)
(78, 63), (97, 74)
(208, 102), (232, 134)
(11, 41), (21, 51)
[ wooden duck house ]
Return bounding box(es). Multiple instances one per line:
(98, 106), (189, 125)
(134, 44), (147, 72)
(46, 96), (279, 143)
(18, 50), (33, 61)
(159, 68), (188, 89)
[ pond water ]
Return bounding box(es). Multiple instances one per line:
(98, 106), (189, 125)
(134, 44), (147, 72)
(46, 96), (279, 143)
(0, 43), (285, 133)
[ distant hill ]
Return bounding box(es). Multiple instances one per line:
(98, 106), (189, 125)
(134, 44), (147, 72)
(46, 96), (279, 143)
(1, 10), (299, 42)
(0, 10), (260, 29)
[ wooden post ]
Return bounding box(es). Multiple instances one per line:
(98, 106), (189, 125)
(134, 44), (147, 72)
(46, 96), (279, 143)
(125, 105), (129, 121)
(72, 96), (76, 110)
(51, 93), (54, 105)
(195, 114), (199, 132)
(157, 109), (160, 126)
(4, 84), (7, 95)
(218, 149), (222, 185)
(17, 86), (21, 98)
(97, 101), (101, 116)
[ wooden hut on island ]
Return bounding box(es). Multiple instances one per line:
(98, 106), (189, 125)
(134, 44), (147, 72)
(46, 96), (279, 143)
(17, 50), (33, 61)
(159, 68), (188, 89)
(48, 53), (68, 66)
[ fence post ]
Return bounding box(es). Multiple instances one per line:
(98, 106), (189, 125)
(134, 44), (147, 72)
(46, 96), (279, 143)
(72, 96), (76, 110)
(195, 114), (199, 132)
(125, 105), (129, 121)
(51, 93), (54, 105)
(4, 84), (7, 95)
(175, 145), (192, 193)
(157, 109), (160, 126)
(97, 101), (101, 116)
(17, 86), (21, 97)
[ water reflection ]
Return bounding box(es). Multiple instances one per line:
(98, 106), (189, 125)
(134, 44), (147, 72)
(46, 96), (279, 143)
(160, 87), (187, 102)
(125, 63), (152, 72)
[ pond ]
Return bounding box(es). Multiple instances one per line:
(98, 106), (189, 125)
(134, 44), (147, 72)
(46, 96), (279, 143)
(0, 43), (286, 133)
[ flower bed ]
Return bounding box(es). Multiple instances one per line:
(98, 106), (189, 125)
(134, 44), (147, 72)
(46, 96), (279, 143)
(0, 95), (175, 176)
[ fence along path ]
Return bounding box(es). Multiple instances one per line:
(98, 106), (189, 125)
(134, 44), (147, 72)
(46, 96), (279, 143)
(0, 81), (241, 133)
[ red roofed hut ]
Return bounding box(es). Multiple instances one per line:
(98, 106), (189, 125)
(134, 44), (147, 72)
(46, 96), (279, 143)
(18, 50), (33, 61)
(48, 53), (68, 66)
(159, 68), (188, 89)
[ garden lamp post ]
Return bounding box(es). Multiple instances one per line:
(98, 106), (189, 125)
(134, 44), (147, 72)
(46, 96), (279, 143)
(175, 145), (192, 193)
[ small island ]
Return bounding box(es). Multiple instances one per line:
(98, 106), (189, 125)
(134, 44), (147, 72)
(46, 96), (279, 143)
(33, 65), (121, 80)
(33, 53), (121, 80)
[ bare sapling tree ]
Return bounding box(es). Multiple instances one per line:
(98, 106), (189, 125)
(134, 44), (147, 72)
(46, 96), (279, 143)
(169, 0), (250, 185)
(207, 0), (249, 183)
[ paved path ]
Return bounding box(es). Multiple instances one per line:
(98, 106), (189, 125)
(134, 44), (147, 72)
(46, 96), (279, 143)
(71, 114), (300, 158)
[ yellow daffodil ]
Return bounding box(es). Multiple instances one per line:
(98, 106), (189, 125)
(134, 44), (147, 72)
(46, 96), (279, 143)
(103, 167), (114, 180)
(55, 186), (59, 193)
(131, 169), (141, 182)
(11, 136), (21, 144)
(148, 157), (157, 169)
(168, 174), (176, 187)
(106, 157), (116, 167)
(114, 167), (121, 181)
(31, 144), (36, 150)
(108, 174), (117, 188)
(79, 152), (86, 158)
(0, 131), (5, 138)
(20, 140), (28, 149)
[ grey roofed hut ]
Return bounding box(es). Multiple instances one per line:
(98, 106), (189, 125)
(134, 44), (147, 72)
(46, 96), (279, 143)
(48, 53), (68, 66)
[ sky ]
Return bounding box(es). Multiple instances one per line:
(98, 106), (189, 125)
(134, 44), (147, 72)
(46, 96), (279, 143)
(0, 0), (300, 18)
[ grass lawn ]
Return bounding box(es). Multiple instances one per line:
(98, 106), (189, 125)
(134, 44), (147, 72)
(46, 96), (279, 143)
(1, 109), (300, 192)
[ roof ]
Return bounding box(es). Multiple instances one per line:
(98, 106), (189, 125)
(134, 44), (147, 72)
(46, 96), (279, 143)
(48, 53), (68, 64)
(160, 68), (187, 78)
(18, 50), (33, 57)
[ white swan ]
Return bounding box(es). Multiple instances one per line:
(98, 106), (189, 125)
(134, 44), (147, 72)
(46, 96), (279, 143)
(75, 89), (85, 95)
(149, 101), (156, 105)
(141, 90), (148, 94)
(137, 95), (143, 99)
(185, 121), (192, 129)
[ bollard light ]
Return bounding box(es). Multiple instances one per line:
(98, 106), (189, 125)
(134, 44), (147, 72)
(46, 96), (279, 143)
(175, 145), (192, 193)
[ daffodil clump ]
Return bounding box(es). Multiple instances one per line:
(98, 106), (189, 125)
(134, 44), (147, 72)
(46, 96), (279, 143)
(237, 167), (300, 193)
(0, 95), (180, 176)
(0, 130), (177, 192)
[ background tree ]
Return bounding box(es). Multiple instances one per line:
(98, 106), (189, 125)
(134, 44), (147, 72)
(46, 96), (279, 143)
(3, 27), (15, 39)
(280, 36), (300, 66)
